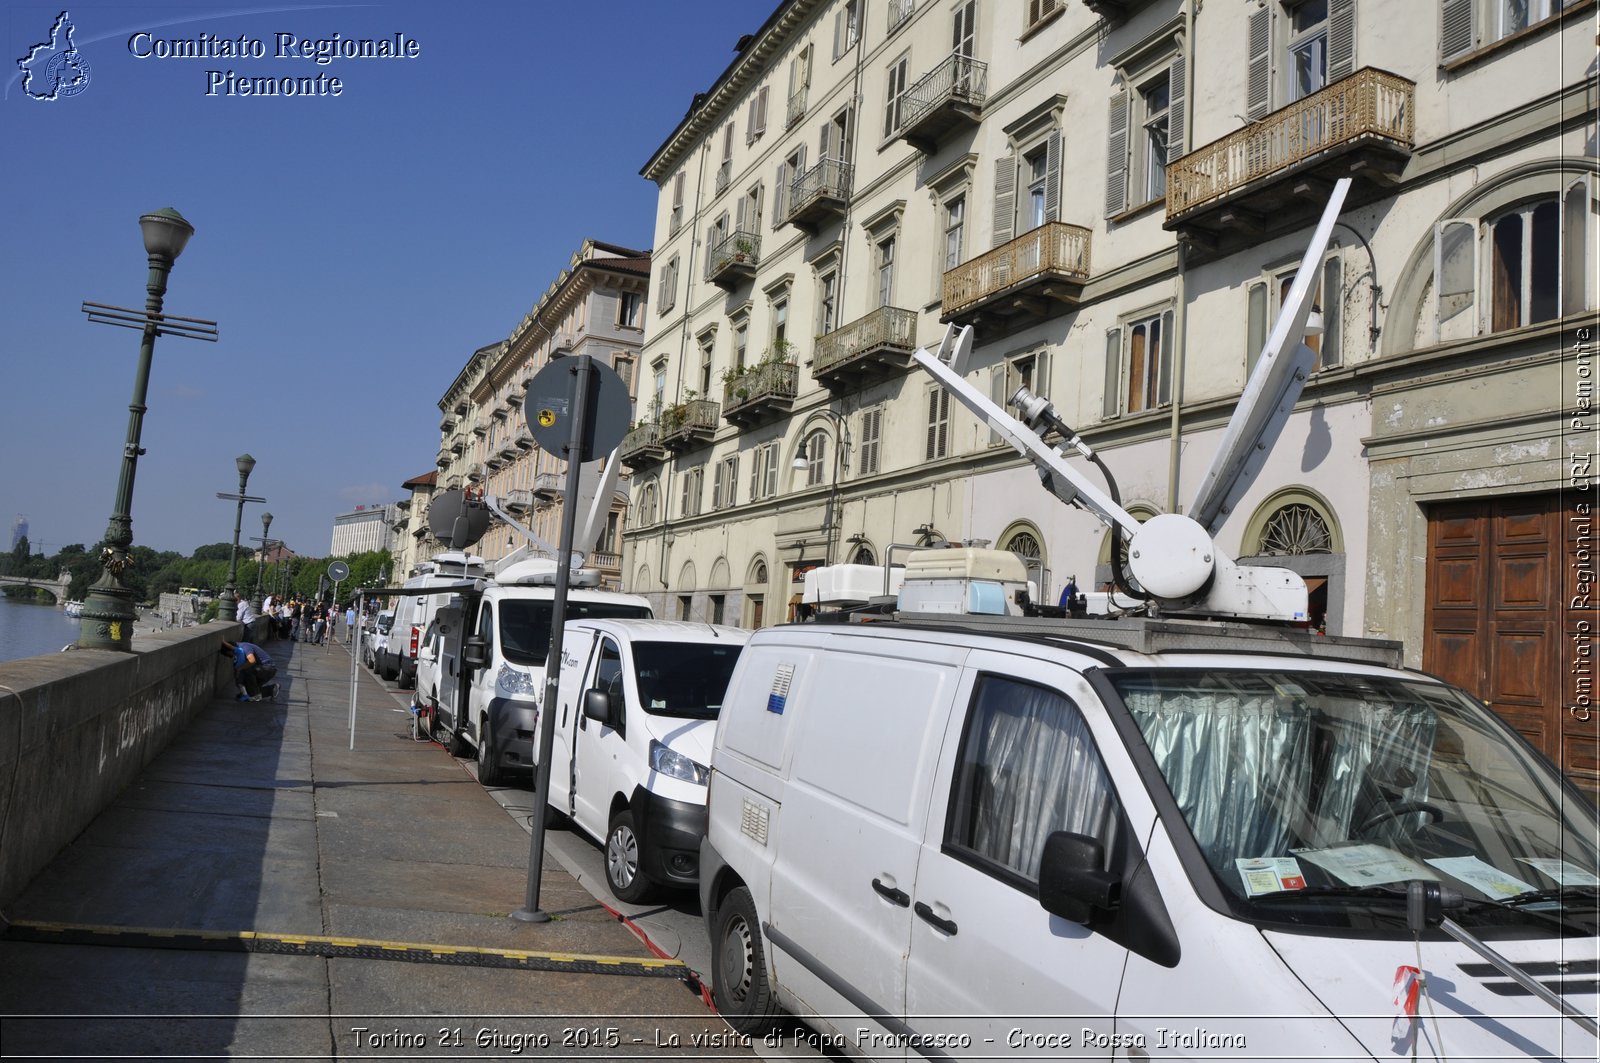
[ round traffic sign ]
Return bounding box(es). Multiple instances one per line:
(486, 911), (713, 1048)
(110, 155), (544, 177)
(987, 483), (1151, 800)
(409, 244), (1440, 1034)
(525, 357), (631, 461)
(328, 561), (350, 582)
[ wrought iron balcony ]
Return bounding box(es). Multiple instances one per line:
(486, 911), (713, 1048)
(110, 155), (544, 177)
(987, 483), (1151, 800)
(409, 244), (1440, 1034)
(942, 221), (1091, 328)
(786, 87), (807, 129)
(893, 54), (986, 152)
(785, 159), (852, 233)
(887, 0), (916, 34)
(503, 488), (533, 513)
(814, 306), (918, 393)
(619, 421), (666, 469)
(705, 230), (760, 289)
(660, 398), (720, 452)
(723, 359), (799, 429)
(1165, 68), (1414, 260)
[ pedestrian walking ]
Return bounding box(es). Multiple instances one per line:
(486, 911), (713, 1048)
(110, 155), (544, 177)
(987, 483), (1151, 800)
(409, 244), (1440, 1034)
(345, 603), (356, 644)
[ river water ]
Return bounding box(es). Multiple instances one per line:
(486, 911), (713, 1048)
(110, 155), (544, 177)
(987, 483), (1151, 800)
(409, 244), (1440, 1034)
(0, 597), (87, 663)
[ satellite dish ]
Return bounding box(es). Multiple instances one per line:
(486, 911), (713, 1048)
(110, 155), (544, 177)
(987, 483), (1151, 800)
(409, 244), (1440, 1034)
(427, 490), (491, 549)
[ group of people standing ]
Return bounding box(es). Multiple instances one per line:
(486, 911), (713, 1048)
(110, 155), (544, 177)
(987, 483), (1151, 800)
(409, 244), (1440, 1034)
(260, 594), (342, 645)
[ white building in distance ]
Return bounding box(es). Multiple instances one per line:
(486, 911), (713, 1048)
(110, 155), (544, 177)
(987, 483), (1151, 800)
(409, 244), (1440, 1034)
(330, 504), (397, 557)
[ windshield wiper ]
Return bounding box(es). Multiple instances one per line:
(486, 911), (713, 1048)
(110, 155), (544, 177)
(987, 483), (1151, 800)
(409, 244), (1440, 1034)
(1501, 885), (1600, 910)
(1251, 885), (1407, 903)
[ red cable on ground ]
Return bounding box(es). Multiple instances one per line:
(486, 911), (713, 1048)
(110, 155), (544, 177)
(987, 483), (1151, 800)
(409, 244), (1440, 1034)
(598, 899), (717, 1011)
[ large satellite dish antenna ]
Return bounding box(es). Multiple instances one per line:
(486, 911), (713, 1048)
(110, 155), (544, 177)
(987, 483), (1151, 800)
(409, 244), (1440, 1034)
(427, 490), (491, 550)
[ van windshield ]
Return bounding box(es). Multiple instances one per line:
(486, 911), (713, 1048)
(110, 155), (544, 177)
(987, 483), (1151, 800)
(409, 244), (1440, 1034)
(498, 600), (652, 666)
(631, 641), (744, 720)
(1107, 669), (1600, 935)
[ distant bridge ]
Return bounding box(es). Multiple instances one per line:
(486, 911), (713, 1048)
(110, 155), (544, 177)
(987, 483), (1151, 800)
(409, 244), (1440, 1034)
(0, 571), (73, 604)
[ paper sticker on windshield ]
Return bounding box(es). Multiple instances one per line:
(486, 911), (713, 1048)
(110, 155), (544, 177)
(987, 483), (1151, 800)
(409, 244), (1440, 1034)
(1235, 857), (1307, 896)
(1427, 856), (1536, 898)
(1516, 857), (1600, 887)
(766, 663), (794, 715)
(1296, 844), (1435, 886)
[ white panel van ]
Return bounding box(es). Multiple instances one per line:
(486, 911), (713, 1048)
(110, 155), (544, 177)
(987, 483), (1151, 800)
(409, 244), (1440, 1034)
(701, 617), (1600, 1061)
(546, 619), (749, 902)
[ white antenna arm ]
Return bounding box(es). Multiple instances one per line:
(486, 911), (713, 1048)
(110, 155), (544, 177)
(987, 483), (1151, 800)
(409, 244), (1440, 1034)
(479, 494), (563, 561)
(1189, 177), (1352, 535)
(573, 449), (621, 558)
(911, 326), (1143, 538)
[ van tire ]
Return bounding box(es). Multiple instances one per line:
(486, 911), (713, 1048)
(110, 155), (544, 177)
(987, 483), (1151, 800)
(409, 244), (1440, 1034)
(604, 809), (653, 904)
(444, 724), (470, 759)
(712, 886), (779, 1033)
(476, 714), (508, 787)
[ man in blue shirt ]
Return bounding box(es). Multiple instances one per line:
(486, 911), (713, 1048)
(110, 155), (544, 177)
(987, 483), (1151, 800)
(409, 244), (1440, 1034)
(220, 639), (277, 701)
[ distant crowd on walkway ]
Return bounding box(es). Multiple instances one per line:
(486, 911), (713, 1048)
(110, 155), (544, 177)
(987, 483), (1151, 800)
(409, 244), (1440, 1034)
(259, 594), (345, 645)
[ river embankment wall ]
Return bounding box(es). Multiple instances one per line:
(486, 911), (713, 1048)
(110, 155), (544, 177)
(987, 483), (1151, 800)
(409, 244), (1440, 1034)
(0, 619), (267, 908)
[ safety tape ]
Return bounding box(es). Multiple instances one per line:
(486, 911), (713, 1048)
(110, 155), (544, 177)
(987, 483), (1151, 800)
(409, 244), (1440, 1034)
(1, 920), (688, 979)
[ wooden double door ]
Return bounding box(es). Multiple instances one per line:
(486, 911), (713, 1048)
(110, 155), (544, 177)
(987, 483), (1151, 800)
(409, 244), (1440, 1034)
(1425, 493), (1598, 800)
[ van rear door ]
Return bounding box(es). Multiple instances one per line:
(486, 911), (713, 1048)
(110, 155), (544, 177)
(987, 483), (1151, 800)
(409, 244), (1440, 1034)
(904, 652), (1158, 1053)
(766, 637), (964, 1057)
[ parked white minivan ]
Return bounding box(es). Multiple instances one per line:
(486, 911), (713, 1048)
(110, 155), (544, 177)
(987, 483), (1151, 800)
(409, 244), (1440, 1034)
(701, 615), (1600, 1061)
(548, 619), (749, 903)
(385, 551), (485, 690)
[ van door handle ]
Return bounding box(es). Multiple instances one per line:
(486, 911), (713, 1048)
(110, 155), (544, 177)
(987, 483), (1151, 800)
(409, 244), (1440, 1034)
(914, 901), (957, 936)
(871, 878), (910, 907)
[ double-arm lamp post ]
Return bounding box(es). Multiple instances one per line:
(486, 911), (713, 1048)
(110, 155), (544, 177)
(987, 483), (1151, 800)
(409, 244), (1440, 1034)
(251, 512), (274, 610)
(77, 209), (218, 651)
(216, 455), (266, 622)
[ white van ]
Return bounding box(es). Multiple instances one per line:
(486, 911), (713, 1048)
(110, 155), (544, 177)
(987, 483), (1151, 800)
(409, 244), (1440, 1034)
(547, 619), (749, 903)
(701, 615), (1600, 1061)
(424, 558), (652, 787)
(365, 609), (394, 674)
(385, 551), (485, 689)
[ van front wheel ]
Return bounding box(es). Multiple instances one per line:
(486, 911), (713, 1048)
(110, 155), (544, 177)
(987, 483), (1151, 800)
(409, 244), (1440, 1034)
(713, 886), (779, 1033)
(476, 714), (508, 787)
(605, 810), (653, 904)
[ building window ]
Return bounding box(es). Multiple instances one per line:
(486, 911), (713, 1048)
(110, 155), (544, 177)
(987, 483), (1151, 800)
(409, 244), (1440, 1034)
(746, 85), (769, 145)
(1432, 179), (1592, 342)
(884, 54), (909, 139)
(1025, 147), (1049, 231)
(1027, 0), (1060, 28)
(740, 183), (764, 234)
(788, 44), (812, 128)
(652, 365), (667, 420)
(859, 406), (883, 475)
(1287, 0), (1330, 100)
(834, 0), (861, 60)
(990, 351), (1051, 445)
(944, 194), (965, 271)
(1440, 0), (1577, 62)
(777, 146), (806, 227)
(1247, 255), (1343, 373)
(669, 173), (685, 237)
(611, 354), (635, 393)
(1139, 74), (1171, 203)
(1106, 38), (1185, 218)
(750, 442), (780, 501)
(818, 268), (838, 335)
(681, 467), (704, 518)
(803, 429), (828, 487)
(1247, 0), (1353, 119)
(994, 129), (1061, 245)
(1104, 308), (1174, 417)
(710, 594), (726, 625)
(1259, 503), (1334, 555)
(771, 297), (788, 349)
(876, 234), (896, 308)
(618, 291), (643, 329)
(658, 256), (678, 314)
(713, 454), (740, 510)
(637, 482), (659, 526)
(698, 331), (716, 395)
(678, 595), (693, 621)
(926, 387), (951, 460)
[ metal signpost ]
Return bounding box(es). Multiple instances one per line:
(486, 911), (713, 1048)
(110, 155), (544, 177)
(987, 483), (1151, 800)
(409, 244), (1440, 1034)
(327, 561), (348, 654)
(513, 354), (628, 923)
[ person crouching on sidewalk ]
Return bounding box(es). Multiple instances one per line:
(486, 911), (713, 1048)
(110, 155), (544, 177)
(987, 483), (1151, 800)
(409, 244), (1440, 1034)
(221, 639), (277, 701)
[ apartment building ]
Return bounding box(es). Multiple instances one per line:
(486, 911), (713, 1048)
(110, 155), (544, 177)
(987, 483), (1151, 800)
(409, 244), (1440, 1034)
(329, 503), (398, 557)
(388, 470), (438, 582)
(627, 0), (1596, 791)
(424, 240), (650, 586)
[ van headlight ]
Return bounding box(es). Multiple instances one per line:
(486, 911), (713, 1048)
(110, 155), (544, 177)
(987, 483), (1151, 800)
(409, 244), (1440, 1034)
(496, 663), (541, 702)
(649, 740), (708, 785)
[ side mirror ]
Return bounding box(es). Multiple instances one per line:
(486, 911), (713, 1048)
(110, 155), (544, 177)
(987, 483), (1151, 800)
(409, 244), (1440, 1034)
(1038, 831), (1121, 925)
(583, 688), (613, 728)
(463, 636), (487, 669)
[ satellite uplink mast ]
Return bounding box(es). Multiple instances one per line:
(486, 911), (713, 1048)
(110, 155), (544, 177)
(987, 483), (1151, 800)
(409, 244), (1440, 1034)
(911, 178), (1352, 623)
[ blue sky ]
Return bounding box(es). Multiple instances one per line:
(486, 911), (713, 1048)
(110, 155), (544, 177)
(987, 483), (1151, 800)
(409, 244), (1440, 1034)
(0, 0), (761, 557)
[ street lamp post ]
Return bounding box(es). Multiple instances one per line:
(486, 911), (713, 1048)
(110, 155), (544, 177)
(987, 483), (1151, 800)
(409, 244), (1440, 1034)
(78, 208), (217, 651)
(251, 512), (274, 610)
(791, 409), (852, 566)
(216, 455), (265, 622)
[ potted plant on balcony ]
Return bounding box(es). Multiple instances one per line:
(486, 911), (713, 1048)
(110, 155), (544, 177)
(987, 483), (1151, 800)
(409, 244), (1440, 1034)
(733, 238), (754, 262)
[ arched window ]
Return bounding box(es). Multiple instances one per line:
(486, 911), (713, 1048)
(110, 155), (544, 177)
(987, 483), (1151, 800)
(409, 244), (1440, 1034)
(636, 482), (659, 526)
(1258, 503), (1334, 555)
(850, 543), (876, 566)
(804, 429), (828, 487)
(748, 558), (769, 586)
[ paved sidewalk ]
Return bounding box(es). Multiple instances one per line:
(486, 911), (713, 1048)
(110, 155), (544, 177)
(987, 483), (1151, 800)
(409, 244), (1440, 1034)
(0, 634), (754, 1061)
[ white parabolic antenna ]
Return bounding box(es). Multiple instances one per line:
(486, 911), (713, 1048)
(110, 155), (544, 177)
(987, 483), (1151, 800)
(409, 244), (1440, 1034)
(910, 177), (1352, 622)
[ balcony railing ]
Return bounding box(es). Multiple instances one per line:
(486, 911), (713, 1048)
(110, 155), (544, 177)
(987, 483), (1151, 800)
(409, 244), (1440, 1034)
(514, 428), (534, 449)
(942, 221), (1091, 322)
(590, 551), (622, 571)
(814, 306), (918, 390)
(722, 359), (799, 427)
(786, 87), (807, 129)
(449, 433), (466, 454)
(705, 229), (760, 288)
(436, 447), (451, 469)
(466, 462), (484, 482)
(785, 158), (852, 231)
(893, 54), (986, 150)
(1166, 68), (1415, 224)
(439, 413), (457, 432)
(619, 421), (666, 469)
(887, 0), (916, 34)
(660, 398), (720, 451)
(714, 159), (732, 194)
(533, 471), (564, 499)
(503, 488), (534, 513)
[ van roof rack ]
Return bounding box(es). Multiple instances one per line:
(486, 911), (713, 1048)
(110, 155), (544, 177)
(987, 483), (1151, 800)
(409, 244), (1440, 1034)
(893, 612), (1404, 668)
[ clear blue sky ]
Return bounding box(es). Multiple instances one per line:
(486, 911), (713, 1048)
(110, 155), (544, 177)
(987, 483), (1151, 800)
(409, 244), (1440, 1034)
(0, 0), (762, 558)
